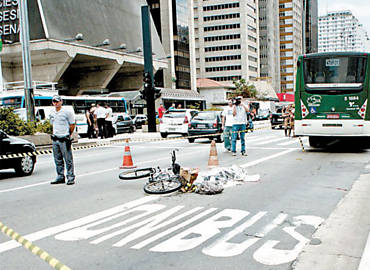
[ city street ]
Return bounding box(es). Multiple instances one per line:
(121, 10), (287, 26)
(0, 128), (370, 270)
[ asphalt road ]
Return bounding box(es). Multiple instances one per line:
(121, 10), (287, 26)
(0, 128), (369, 270)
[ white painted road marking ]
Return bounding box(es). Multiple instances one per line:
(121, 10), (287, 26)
(358, 232), (370, 270)
(240, 148), (296, 168)
(0, 198), (324, 266)
(254, 137), (288, 146)
(0, 196), (159, 253)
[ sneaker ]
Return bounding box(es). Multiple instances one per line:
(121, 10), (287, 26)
(66, 179), (75, 185)
(232, 152), (236, 156)
(50, 178), (65, 184)
(241, 152), (247, 156)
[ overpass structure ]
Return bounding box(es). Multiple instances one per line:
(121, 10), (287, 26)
(0, 0), (167, 95)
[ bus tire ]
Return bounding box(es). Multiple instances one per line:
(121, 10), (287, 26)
(309, 136), (321, 148)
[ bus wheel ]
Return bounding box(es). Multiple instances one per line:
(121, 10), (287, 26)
(309, 136), (321, 148)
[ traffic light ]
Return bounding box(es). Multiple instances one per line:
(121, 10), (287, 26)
(139, 88), (147, 100)
(143, 72), (152, 89)
(154, 87), (161, 100)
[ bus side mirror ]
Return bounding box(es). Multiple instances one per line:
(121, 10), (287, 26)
(297, 60), (301, 68)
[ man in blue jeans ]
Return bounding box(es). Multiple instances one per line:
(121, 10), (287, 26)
(222, 99), (234, 152)
(231, 97), (249, 156)
(49, 95), (76, 185)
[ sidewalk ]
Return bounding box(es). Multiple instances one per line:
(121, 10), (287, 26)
(293, 172), (370, 270)
(36, 130), (162, 150)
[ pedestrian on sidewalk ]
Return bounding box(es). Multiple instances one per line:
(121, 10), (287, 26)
(105, 103), (114, 138)
(222, 98), (234, 152)
(49, 95), (76, 185)
(86, 104), (96, 139)
(158, 104), (166, 119)
(94, 103), (107, 139)
(231, 97), (249, 156)
(283, 105), (290, 137)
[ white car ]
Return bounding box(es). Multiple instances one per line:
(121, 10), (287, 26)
(159, 109), (198, 138)
(133, 114), (148, 128)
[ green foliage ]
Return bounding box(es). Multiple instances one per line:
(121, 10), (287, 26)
(232, 78), (257, 98)
(187, 102), (202, 110)
(0, 107), (53, 136)
(35, 120), (53, 134)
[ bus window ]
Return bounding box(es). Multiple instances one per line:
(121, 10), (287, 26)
(304, 56), (367, 85)
(0, 97), (23, 108)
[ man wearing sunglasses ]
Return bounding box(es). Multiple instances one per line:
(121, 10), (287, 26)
(49, 95), (76, 185)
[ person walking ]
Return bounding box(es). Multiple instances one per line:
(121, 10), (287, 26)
(231, 97), (249, 156)
(94, 103), (107, 139)
(282, 105), (290, 137)
(86, 104), (96, 139)
(158, 104), (166, 119)
(49, 95), (76, 185)
(105, 103), (114, 138)
(222, 98), (234, 152)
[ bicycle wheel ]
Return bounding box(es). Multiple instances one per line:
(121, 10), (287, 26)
(119, 167), (154, 180)
(144, 177), (182, 194)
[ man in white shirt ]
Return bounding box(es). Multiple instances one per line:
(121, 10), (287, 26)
(231, 97), (249, 156)
(49, 95), (76, 185)
(105, 104), (114, 138)
(222, 99), (234, 152)
(94, 103), (107, 139)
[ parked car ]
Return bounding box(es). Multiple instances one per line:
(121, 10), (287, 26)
(271, 106), (284, 129)
(112, 114), (136, 134)
(0, 130), (36, 176)
(255, 109), (270, 121)
(159, 109), (198, 138)
(133, 114), (147, 128)
(188, 111), (223, 143)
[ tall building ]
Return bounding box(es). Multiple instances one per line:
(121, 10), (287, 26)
(303, 0), (318, 53)
(318, 11), (370, 53)
(278, 0), (303, 93)
(147, 0), (192, 90)
(258, 0), (280, 92)
(191, 0), (259, 85)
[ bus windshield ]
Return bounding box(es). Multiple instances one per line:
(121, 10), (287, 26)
(303, 56), (367, 86)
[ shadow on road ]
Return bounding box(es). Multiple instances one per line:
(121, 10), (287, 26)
(306, 138), (370, 154)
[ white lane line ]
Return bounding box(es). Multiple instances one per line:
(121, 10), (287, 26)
(278, 139), (300, 146)
(358, 232), (370, 270)
(253, 137), (288, 146)
(241, 148), (297, 168)
(0, 196), (159, 254)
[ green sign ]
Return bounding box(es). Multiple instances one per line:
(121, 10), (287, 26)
(0, 38), (2, 52)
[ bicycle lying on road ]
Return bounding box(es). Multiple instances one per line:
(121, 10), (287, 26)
(118, 149), (182, 194)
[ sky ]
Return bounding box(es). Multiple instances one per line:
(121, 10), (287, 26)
(318, 0), (370, 35)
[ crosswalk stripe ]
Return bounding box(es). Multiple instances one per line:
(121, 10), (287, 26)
(253, 137), (288, 146)
(245, 135), (275, 143)
(278, 139), (300, 146)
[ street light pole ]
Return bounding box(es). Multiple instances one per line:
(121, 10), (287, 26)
(20, 0), (35, 122)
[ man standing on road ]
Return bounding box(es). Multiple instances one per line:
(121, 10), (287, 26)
(105, 103), (114, 138)
(222, 98), (234, 152)
(231, 97), (249, 156)
(94, 103), (107, 139)
(49, 95), (76, 185)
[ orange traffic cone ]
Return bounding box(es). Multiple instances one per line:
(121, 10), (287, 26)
(208, 140), (219, 168)
(120, 139), (136, 169)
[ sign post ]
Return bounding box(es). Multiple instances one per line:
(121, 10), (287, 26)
(0, 38), (3, 92)
(19, 0), (35, 122)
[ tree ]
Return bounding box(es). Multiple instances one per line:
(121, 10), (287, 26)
(232, 78), (257, 98)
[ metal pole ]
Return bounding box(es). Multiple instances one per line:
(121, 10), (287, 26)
(141, 5), (156, 132)
(20, 0), (35, 122)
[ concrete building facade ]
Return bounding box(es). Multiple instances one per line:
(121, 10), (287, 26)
(258, 0), (280, 92)
(191, 0), (260, 85)
(318, 10), (370, 53)
(303, 0), (318, 53)
(0, 0), (167, 95)
(278, 0), (303, 93)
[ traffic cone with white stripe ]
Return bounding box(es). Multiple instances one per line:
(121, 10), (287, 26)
(120, 139), (136, 169)
(208, 140), (219, 168)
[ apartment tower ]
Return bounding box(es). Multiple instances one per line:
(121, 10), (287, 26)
(191, 0), (260, 85)
(318, 10), (370, 53)
(278, 0), (303, 93)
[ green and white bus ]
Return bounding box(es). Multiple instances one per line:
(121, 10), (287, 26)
(295, 52), (370, 147)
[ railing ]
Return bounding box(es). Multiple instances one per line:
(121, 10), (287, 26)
(3, 81), (57, 91)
